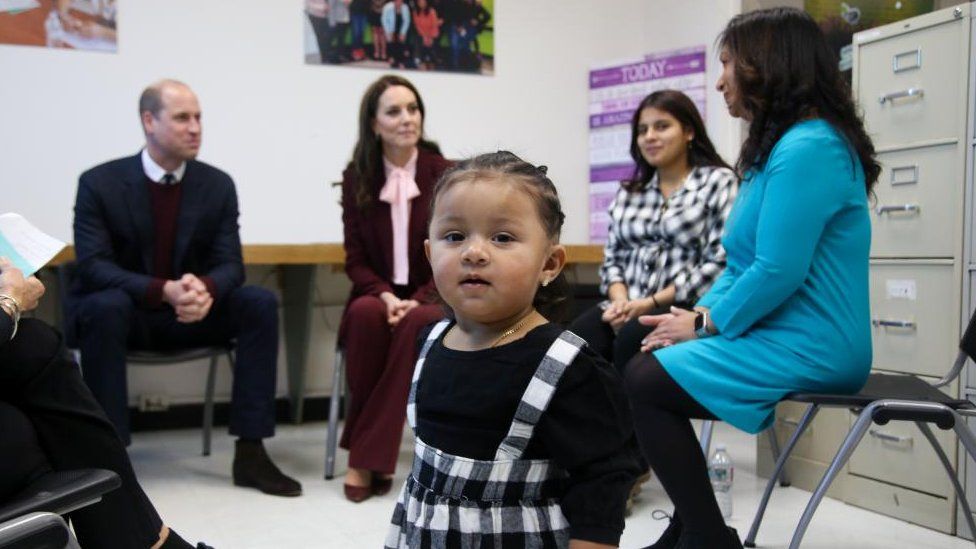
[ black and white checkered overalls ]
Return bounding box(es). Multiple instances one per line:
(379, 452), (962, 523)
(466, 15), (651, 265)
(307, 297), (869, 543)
(385, 320), (586, 549)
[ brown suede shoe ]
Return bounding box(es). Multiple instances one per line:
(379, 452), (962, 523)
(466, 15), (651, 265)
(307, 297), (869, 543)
(232, 439), (302, 497)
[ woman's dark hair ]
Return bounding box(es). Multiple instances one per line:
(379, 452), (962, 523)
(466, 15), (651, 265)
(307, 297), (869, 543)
(431, 151), (570, 321)
(351, 74), (442, 209)
(719, 7), (880, 193)
(626, 89), (732, 192)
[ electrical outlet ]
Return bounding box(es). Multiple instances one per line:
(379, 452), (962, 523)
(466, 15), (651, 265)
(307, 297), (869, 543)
(138, 394), (170, 412)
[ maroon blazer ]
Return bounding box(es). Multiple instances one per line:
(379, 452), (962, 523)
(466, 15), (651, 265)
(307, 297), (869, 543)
(340, 148), (451, 308)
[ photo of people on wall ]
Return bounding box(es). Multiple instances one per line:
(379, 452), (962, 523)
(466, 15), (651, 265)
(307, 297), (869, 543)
(304, 0), (494, 75)
(0, 0), (117, 52)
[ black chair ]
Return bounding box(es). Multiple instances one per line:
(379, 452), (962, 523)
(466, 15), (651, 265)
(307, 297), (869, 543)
(122, 347), (234, 457)
(56, 263), (235, 456)
(324, 183), (347, 480)
(0, 469), (121, 549)
(744, 312), (976, 549)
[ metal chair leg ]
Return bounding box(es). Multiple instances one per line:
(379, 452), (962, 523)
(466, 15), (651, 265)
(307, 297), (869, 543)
(202, 354), (219, 457)
(952, 409), (976, 470)
(765, 425), (791, 487)
(915, 421), (976, 545)
(745, 404), (819, 548)
(950, 410), (976, 547)
(700, 419), (714, 457)
(788, 402), (880, 549)
(325, 349), (345, 480)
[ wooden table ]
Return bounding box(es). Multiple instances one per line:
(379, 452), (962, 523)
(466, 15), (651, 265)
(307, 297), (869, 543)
(50, 243), (602, 422)
(50, 243), (602, 266)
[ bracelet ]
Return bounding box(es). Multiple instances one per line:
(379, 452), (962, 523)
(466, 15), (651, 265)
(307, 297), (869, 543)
(650, 295), (660, 310)
(0, 294), (21, 341)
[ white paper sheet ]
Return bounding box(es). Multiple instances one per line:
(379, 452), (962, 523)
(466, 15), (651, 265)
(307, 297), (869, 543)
(0, 213), (66, 276)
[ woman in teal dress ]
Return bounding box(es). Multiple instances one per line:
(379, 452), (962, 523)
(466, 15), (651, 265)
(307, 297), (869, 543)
(624, 8), (882, 549)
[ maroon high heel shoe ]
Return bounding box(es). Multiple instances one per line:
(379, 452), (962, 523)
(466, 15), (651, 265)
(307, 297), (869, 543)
(343, 483), (372, 503)
(371, 475), (394, 496)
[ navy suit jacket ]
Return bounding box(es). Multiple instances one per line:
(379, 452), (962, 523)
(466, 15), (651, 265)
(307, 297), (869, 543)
(70, 152), (245, 309)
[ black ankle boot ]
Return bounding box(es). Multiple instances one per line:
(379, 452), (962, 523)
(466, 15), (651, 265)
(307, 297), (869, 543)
(232, 439), (302, 497)
(641, 515), (682, 549)
(674, 526), (742, 549)
(160, 529), (214, 549)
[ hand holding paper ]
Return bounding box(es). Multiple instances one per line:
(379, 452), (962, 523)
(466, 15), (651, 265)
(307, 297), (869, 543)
(0, 257), (45, 313)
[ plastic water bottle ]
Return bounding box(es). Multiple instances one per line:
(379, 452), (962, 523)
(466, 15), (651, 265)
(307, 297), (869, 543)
(708, 444), (734, 519)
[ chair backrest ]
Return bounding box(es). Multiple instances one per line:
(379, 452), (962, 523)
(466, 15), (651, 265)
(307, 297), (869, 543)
(961, 309), (976, 364)
(935, 309), (976, 388)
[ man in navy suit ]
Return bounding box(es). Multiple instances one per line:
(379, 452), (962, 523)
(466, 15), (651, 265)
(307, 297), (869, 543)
(69, 79), (301, 497)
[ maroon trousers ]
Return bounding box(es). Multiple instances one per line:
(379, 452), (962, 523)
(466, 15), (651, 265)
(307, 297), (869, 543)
(339, 295), (443, 474)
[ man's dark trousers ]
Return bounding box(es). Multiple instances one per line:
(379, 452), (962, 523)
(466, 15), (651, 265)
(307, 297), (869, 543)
(74, 285), (278, 445)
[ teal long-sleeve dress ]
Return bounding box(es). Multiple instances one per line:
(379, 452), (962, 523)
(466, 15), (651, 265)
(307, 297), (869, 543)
(654, 119), (872, 434)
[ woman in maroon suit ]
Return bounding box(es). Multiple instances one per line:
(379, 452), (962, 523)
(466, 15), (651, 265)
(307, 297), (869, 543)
(339, 75), (450, 502)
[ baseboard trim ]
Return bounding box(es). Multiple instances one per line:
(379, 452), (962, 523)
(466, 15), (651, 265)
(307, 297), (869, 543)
(130, 396), (339, 433)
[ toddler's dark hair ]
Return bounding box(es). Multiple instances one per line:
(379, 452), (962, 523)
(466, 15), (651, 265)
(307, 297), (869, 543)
(431, 151), (570, 321)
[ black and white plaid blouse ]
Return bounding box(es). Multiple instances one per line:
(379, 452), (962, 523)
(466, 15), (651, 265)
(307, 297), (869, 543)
(599, 165), (738, 303)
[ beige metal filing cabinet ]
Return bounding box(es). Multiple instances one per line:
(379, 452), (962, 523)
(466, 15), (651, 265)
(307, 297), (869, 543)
(757, 3), (974, 536)
(959, 0), (976, 539)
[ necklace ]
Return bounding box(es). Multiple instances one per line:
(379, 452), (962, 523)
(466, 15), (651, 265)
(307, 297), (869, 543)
(447, 313), (534, 349)
(490, 317), (531, 348)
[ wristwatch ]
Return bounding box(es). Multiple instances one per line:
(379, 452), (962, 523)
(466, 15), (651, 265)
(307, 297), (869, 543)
(694, 311), (714, 339)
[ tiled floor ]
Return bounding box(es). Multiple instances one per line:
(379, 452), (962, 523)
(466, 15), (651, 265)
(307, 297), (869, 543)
(131, 421), (974, 548)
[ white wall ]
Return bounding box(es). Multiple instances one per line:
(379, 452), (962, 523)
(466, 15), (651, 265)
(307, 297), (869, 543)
(636, 0), (744, 166)
(0, 0), (744, 246)
(9, 0), (743, 403)
(0, 0), (701, 246)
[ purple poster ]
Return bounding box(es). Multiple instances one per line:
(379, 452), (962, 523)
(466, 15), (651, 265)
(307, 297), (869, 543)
(588, 46), (707, 242)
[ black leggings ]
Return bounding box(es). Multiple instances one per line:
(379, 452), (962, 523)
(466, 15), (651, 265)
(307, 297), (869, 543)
(568, 303), (671, 372)
(623, 351), (730, 537)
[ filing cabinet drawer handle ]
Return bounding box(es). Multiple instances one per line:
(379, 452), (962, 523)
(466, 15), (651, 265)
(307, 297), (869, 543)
(875, 204), (920, 215)
(892, 48), (922, 73)
(878, 87), (924, 104)
(871, 319), (916, 329)
(869, 429), (913, 446)
(890, 165), (919, 186)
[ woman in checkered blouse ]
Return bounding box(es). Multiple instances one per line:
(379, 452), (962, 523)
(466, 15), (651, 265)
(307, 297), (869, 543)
(570, 90), (737, 373)
(386, 152), (642, 548)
